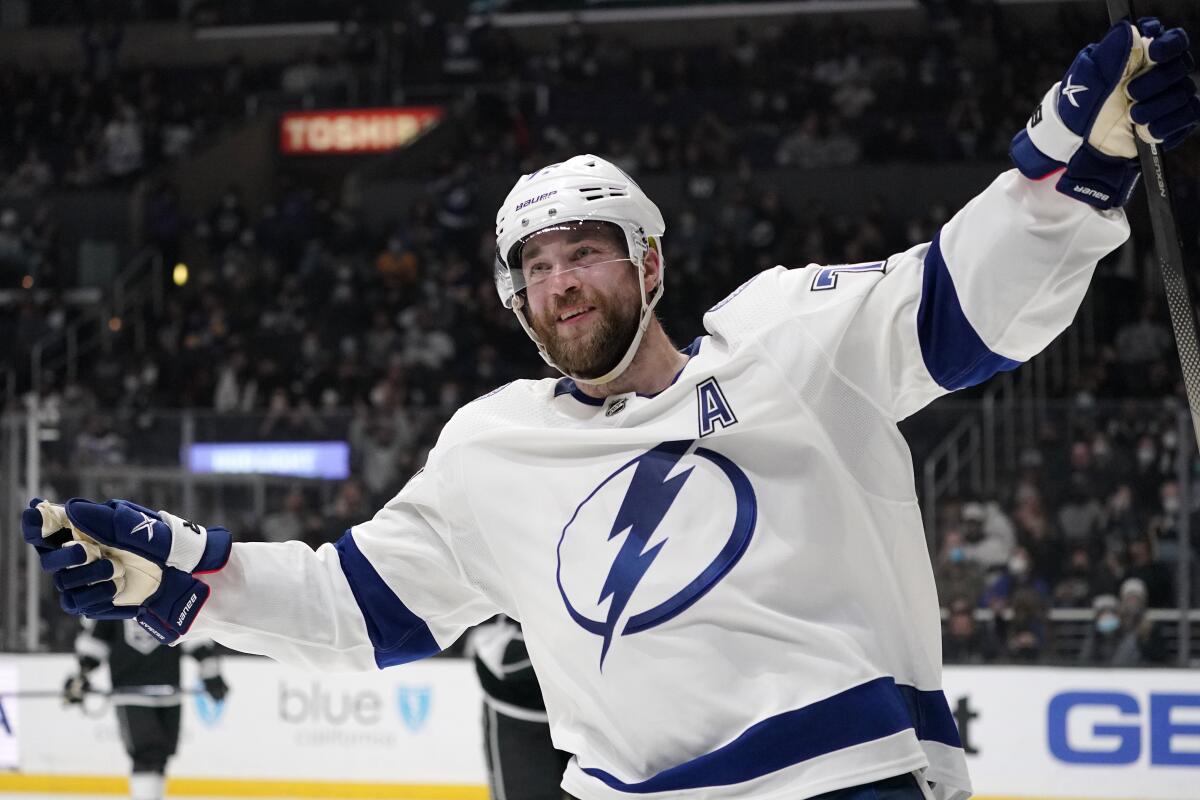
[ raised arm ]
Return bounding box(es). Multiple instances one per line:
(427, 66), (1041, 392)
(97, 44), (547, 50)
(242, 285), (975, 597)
(705, 170), (1127, 423)
(704, 17), (1196, 422)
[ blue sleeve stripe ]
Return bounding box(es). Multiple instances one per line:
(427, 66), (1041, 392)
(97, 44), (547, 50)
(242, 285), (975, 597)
(916, 230), (1022, 390)
(581, 677), (962, 793)
(334, 531), (442, 668)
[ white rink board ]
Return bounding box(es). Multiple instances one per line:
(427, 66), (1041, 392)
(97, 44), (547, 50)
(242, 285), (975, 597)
(0, 662), (18, 771)
(0, 653), (486, 784)
(942, 666), (1200, 800)
(1, 654), (1199, 798)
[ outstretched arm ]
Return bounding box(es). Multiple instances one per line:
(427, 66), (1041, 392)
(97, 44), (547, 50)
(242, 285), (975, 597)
(190, 538), (393, 672)
(24, 449), (501, 672)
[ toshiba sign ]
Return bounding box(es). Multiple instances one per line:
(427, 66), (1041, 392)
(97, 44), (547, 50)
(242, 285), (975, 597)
(280, 107), (444, 155)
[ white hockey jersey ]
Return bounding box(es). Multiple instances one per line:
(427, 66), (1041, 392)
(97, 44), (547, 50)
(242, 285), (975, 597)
(192, 171), (1128, 799)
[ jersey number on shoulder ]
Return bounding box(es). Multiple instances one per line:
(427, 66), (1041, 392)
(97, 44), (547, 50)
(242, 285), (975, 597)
(810, 260), (886, 291)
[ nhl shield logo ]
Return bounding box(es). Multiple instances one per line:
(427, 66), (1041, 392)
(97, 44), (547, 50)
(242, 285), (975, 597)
(397, 685), (431, 732)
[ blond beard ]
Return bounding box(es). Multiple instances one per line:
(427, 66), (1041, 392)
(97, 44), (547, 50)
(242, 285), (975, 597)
(531, 284), (641, 380)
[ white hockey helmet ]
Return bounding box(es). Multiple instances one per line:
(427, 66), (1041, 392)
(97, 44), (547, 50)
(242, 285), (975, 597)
(494, 154), (666, 385)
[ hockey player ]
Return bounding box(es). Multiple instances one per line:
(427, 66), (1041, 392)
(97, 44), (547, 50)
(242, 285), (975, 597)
(468, 616), (570, 800)
(64, 618), (228, 800)
(23, 19), (1200, 800)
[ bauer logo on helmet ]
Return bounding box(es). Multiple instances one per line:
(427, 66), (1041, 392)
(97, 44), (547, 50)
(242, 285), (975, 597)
(516, 190), (558, 212)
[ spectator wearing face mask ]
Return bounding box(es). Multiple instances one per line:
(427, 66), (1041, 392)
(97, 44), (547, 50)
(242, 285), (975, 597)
(1079, 580), (1167, 666)
(1079, 594), (1122, 664)
(958, 500), (1016, 573)
(935, 530), (986, 608)
(980, 546), (1049, 608)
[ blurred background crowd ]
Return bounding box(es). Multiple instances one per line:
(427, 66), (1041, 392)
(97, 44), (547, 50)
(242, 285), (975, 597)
(2, 0), (1199, 664)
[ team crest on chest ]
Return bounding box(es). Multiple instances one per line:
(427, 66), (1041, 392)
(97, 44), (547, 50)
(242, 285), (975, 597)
(696, 377), (737, 437)
(556, 439), (757, 669)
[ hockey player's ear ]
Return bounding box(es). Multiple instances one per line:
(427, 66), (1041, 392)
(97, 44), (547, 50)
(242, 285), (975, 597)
(642, 242), (663, 294)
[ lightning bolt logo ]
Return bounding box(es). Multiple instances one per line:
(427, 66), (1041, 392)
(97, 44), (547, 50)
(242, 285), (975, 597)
(556, 439), (758, 670)
(596, 439), (694, 667)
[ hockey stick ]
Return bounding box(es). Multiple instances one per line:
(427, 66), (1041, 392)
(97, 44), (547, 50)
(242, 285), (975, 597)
(1106, 0), (1200, 449)
(0, 686), (202, 700)
(0, 685), (204, 721)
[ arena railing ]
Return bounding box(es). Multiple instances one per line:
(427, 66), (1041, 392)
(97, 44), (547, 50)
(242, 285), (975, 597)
(940, 607), (1199, 666)
(477, 0), (1103, 28)
(2, 400), (1196, 657)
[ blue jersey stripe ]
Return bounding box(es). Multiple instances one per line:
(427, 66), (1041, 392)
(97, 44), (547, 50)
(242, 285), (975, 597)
(899, 684), (962, 748)
(917, 231), (1022, 390)
(581, 677), (959, 793)
(334, 531), (442, 668)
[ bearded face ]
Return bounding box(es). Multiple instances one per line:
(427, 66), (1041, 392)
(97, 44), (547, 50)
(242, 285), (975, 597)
(518, 221), (646, 381)
(528, 264), (642, 380)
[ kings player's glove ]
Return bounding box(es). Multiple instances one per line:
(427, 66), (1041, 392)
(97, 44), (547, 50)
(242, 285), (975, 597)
(22, 498), (232, 643)
(1011, 17), (1200, 209)
(62, 672), (90, 706)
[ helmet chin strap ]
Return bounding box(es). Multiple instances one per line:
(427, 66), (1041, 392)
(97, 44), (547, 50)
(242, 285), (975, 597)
(513, 262), (663, 387)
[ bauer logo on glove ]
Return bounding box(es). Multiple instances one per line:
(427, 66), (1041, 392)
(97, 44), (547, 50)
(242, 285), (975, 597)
(22, 498), (232, 643)
(1011, 17), (1200, 209)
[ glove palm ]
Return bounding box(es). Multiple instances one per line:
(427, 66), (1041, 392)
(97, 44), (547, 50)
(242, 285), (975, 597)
(23, 498), (232, 643)
(1011, 17), (1200, 208)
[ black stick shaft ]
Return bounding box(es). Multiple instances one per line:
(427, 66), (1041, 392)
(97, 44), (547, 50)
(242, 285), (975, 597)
(1106, 0), (1200, 448)
(0, 687), (201, 699)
